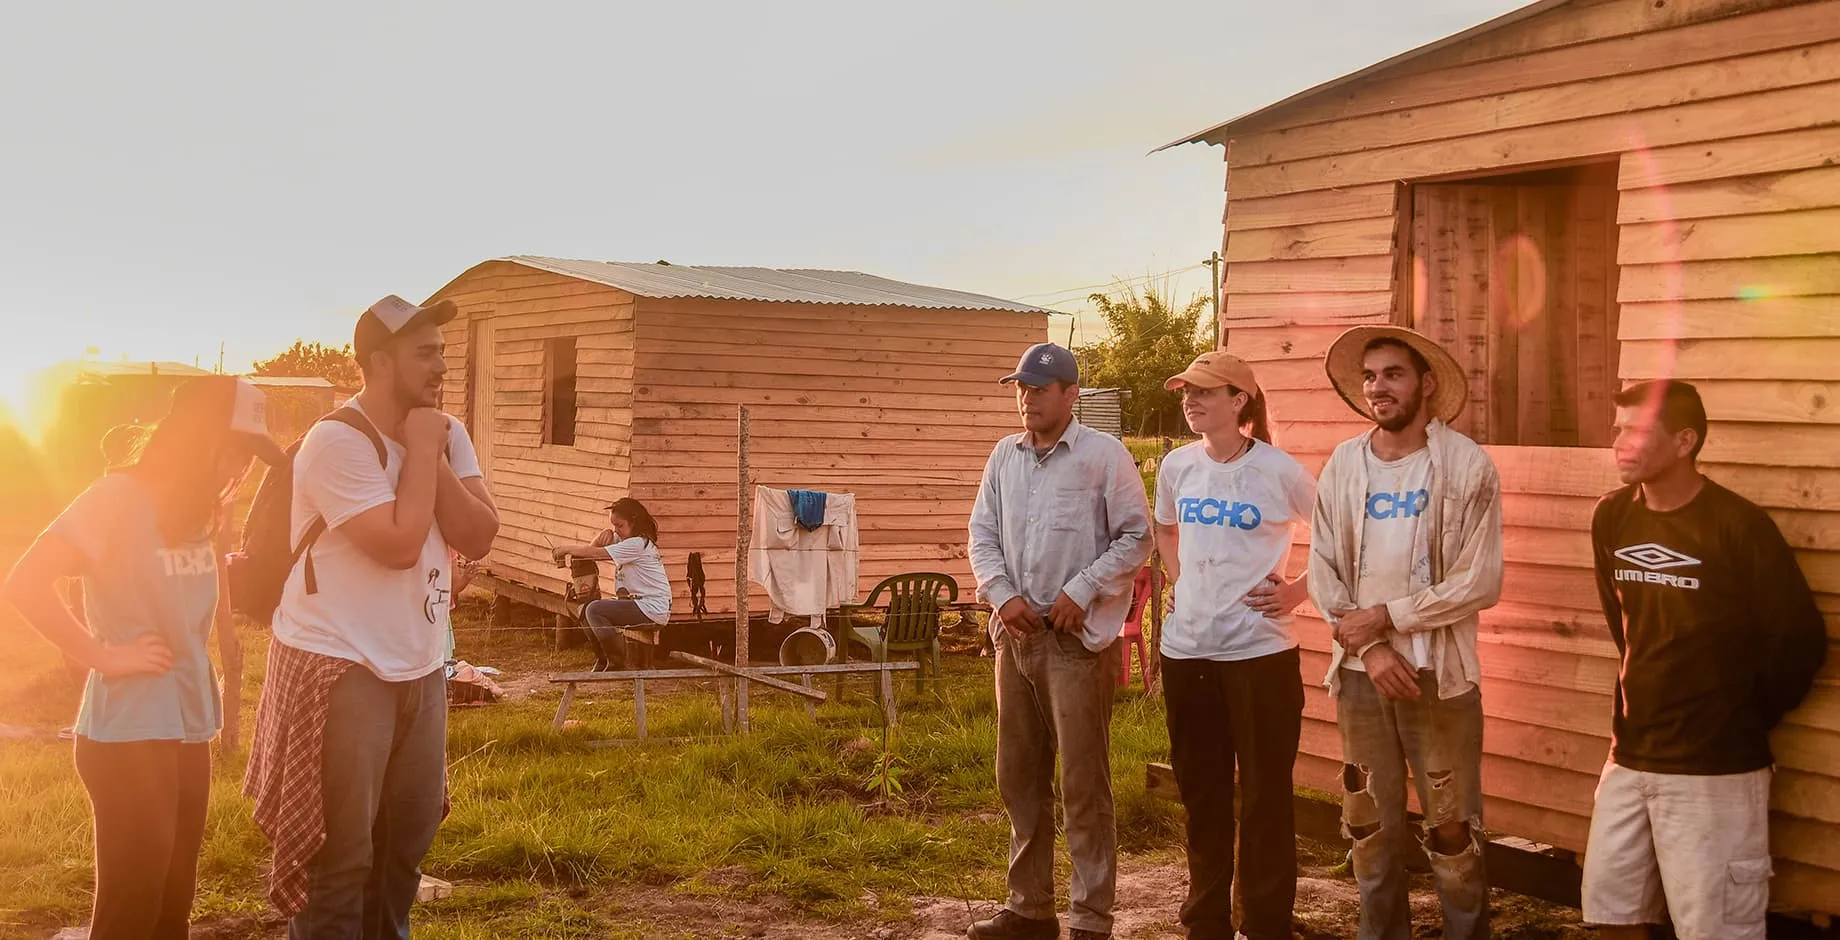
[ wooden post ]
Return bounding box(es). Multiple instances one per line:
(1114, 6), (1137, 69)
(633, 677), (648, 739)
(552, 683), (576, 733)
(718, 679), (733, 733)
(735, 405), (752, 733)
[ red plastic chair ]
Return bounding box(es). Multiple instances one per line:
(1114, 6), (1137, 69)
(1118, 566), (1164, 687)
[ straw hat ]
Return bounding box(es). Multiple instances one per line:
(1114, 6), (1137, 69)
(1324, 326), (1468, 424)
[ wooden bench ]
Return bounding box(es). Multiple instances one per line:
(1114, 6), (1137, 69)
(549, 660), (920, 739)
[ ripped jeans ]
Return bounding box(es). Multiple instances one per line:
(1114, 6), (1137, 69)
(1335, 668), (1488, 940)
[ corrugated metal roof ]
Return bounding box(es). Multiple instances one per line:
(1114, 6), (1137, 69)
(75, 360), (213, 378)
(502, 256), (1051, 315)
(1156, 0), (1574, 150)
(244, 376), (335, 388)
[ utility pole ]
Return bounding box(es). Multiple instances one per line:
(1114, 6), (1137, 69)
(1203, 251), (1223, 350)
(216, 342), (225, 374)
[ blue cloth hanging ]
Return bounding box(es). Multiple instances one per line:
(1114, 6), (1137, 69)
(787, 489), (828, 531)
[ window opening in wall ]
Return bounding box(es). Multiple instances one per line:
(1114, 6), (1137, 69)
(544, 336), (577, 447)
(1396, 162), (1622, 447)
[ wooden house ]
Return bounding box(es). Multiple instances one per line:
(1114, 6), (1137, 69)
(1072, 388), (1130, 436)
(426, 256), (1049, 618)
(1165, 0), (1840, 914)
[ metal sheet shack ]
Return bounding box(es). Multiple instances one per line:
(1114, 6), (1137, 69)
(1165, 0), (1840, 915)
(428, 256), (1049, 620)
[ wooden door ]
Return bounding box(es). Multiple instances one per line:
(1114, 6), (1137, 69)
(1405, 165), (1621, 447)
(470, 317), (498, 479)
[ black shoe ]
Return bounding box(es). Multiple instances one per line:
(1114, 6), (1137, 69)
(1068, 931), (1110, 940)
(967, 909), (1058, 940)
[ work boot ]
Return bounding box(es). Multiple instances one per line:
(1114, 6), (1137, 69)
(966, 909), (1058, 940)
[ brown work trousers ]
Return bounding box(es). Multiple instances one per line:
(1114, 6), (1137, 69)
(995, 629), (1120, 935)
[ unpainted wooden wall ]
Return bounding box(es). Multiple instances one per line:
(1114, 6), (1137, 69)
(1215, 0), (1840, 910)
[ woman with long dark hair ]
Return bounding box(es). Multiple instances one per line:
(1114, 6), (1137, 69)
(1153, 351), (1315, 940)
(551, 496), (672, 671)
(2, 376), (284, 940)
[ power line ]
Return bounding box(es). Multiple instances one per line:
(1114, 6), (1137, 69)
(1010, 263), (1208, 302)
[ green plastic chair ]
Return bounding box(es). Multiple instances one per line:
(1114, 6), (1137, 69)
(837, 572), (959, 691)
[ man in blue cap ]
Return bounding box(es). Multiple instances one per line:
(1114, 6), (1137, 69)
(967, 342), (1152, 940)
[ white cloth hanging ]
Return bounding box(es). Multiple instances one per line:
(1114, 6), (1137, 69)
(747, 486), (860, 622)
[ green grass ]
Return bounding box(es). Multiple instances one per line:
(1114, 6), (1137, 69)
(0, 597), (1183, 937)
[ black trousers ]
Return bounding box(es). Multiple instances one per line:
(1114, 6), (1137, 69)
(1162, 647), (1305, 940)
(74, 736), (212, 940)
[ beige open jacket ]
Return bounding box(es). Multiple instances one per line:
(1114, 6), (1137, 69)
(1308, 420), (1505, 700)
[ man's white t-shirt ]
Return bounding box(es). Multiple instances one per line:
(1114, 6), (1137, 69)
(597, 537), (672, 626)
(1344, 444), (1433, 672)
(1154, 439), (1317, 662)
(272, 403), (484, 681)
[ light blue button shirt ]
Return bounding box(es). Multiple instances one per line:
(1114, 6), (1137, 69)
(968, 420), (1152, 651)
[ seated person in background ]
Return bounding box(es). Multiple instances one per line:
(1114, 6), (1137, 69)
(551, 497), (673, 671)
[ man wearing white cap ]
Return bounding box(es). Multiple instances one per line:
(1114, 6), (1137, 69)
(247, 295), (499, 938)
(967, 342), (1151, 940)
(1308, 326), (1502, 940)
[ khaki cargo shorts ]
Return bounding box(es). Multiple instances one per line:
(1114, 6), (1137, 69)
(1580, 761), (1774, 940)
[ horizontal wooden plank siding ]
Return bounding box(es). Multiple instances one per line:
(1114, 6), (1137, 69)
(1209, 0), (1840, 910)
(628, 295), (1047, 618)
(430, 261), (636, 592)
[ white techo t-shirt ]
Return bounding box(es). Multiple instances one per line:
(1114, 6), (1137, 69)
(271, 403), (484, 681)
(597, 536), (673, 626)
(1154, 439), (1317, 662)
(1343, 444), (1433, 672)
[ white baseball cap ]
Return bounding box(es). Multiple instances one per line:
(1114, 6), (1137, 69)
(228, 378), (288, 466)
(162, 376), (288, 467)
(354, 294), (458, 362)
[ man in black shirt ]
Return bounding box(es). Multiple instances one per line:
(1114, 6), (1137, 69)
(1583, 380), (1826, 940)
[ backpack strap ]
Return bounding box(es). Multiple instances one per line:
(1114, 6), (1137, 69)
(296, 407), (391, 595)
(321, 408), (389, 469)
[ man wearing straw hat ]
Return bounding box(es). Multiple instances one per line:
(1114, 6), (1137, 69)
(1308, 326), (1503, 940)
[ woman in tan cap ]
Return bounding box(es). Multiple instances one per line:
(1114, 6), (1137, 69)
(1153, 351), (1316, 940)
(2, 376), (285, 940)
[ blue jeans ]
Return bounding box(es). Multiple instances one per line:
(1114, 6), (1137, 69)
(583, 599), (653, 669)
(289, 667), (447, 940)
(1336, 668), (1489, 940)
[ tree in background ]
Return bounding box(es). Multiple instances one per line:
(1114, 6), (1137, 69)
(252, 340), (360, 388)
(1073, 282), (1211, 436)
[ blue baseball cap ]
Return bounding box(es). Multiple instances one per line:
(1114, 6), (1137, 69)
(1001, 342), (1080, 387)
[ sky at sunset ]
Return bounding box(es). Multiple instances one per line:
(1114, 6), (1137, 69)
(0, 0), (1524, 414)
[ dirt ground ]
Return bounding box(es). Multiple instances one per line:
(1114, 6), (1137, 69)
(176, 851), (1589, 940)
(587, 854), (1589, 940)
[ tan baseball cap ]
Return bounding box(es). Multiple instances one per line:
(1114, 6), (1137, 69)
(1165, 351), (1261, 396)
